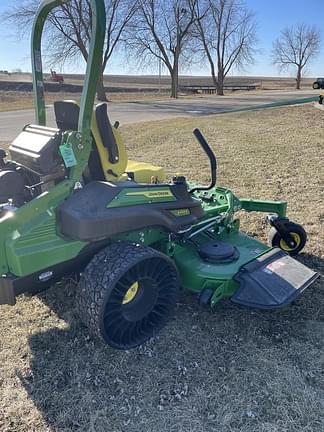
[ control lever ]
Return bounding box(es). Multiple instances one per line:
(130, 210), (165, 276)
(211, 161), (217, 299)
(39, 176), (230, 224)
(189, 128), (217, 194)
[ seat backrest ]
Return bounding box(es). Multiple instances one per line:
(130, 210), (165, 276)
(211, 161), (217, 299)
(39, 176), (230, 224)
(54, 100), (79, 131)
(53, 100), (106, 182)
(54, 100), (128, 182)
(95, 103), (120, 165)
(91, 103), (128, 181)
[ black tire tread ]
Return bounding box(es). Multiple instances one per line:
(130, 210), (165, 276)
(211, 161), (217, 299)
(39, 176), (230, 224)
(76, 242), (178, 346)
(268, 222), (307, 256)
(198, 288), (214, 307)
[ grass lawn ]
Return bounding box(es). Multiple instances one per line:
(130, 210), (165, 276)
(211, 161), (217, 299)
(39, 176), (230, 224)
(0, 91), (171, 112)
(0, 104), (323, 432)
(0, 91), (79, 112)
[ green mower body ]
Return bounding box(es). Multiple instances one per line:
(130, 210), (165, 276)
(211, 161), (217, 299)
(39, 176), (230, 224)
(0, 0), (318, 349)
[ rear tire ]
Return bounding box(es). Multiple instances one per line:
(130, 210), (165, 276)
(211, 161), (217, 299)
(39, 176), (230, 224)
(313, 82), (320, 89)
(76, 242), (179, 349)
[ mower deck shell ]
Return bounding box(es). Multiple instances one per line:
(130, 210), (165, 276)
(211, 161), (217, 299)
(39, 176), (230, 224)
(173, 231), (269, 299)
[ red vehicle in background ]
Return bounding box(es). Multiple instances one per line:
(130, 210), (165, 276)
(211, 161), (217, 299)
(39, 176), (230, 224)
(50, 69), (64, 83)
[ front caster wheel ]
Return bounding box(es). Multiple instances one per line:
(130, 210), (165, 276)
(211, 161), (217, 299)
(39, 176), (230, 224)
(268, 222), (307, 256)
(76, 242), (179, 350)
(198, 288), (214, 307)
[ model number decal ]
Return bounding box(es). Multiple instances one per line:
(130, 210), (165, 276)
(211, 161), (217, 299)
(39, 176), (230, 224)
(171, 209), (190, 217)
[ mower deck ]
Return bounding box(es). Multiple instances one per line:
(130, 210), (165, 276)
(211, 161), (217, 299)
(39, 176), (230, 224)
(174, 230), (268, 303)
(173, 229), (318, 309)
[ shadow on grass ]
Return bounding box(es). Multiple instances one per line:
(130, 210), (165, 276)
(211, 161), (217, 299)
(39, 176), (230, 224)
(19, 252), (323, 432)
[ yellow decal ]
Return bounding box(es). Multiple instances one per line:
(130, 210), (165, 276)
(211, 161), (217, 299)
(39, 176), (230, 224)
(126, 190), (174, 199)
(171, 209), (190, 217)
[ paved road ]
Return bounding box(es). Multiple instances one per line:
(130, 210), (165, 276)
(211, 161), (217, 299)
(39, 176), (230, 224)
(0, 90), (318, 142)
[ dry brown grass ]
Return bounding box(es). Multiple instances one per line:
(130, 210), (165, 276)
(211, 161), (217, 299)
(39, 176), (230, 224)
(0, 91), (173, 112)
(0, 104), (323, 432)
(0, 91), (33, 112)
(0, 92), (83, 112)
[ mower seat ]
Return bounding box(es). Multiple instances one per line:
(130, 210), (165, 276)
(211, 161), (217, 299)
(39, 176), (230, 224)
(93, 103), (165, 183)
(54, 100), (106, 182)
(54, 100), (165, 183)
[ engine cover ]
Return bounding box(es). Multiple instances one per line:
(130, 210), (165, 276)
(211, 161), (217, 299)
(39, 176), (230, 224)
(9, 124), (63, 174)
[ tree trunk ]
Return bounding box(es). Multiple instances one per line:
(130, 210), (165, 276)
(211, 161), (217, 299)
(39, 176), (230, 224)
(296, 67), (302, 90)
(211, 68), (218, 88)
(217, 69), (224, 96)
(170, 48), (180, 98)
(170, 69), (178, 98)
(96, 72), (107, 101)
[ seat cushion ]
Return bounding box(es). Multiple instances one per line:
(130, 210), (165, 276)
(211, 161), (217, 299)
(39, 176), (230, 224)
(126, 160), (165, 183)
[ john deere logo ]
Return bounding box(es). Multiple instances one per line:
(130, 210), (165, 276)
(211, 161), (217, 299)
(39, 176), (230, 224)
(126, 190), (174, 199)
(107, 188), (175, 208)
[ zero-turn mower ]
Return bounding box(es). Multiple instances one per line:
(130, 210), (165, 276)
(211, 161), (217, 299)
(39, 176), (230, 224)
(0, 0), (319, 349)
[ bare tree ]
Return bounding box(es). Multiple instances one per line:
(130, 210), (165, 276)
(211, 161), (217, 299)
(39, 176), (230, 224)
(272, 23), (320, 90)
(194, 0), (257, 95)
(125, 0), (199, 98)
(3, 0), (137, 101)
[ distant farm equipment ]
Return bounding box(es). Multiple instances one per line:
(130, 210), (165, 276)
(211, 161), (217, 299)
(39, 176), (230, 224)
(50, 69), (64, 83)
(312, 78), (324, 89)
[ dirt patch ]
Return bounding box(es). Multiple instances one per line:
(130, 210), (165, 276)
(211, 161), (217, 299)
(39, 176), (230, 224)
(0, 104), (323, 432)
